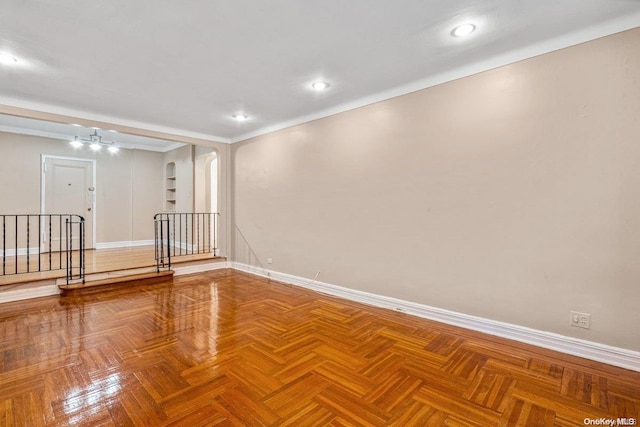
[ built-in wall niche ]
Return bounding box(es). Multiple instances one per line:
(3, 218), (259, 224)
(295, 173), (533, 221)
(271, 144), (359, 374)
(165, 162), (176, 212)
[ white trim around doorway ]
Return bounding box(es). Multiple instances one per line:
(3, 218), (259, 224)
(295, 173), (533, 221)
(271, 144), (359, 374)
(40, 155), (97, 249)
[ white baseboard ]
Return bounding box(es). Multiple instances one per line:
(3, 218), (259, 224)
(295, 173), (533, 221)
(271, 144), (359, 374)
(0, 247), (41, 257)
(155, 240), (210, 252)
(173, 261), (229, 276)
(2, 260), (636, 372)
(0, 240), (155, 253)
(231, 262), (640, 373)
(95, 240), (154, 249)
(0, 281), (60, 303)
(173, 241), (197, 252)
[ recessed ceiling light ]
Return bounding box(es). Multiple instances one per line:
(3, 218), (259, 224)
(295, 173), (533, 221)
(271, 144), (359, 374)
(108, 129), (118, 133)
(91, 126), (101, 130)
(0, 53), (18, 65)
(70, 123), (83, 127)
(232, 113), (249, 122)
(311, 81), (330, 91)
(451, 23), (476, 37)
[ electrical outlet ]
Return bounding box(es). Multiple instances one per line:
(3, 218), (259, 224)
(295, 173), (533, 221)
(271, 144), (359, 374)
(267, 258), (273, 264)
(569, 311), (591, 329)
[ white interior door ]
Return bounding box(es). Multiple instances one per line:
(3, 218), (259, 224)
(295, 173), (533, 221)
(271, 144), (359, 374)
(42, 157), (95, 249)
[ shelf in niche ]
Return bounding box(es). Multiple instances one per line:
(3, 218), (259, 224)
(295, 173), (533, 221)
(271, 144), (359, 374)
(166, 162), (177, 212)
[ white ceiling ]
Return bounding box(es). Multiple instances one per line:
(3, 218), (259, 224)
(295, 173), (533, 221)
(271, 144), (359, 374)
(1, 0), (639, 144)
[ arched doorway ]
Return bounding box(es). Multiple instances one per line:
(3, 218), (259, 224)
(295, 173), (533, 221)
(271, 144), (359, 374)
(194, 149), (218, 251)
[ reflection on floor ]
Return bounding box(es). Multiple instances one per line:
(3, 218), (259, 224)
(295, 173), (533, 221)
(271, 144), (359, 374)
(0, 269), (638, 425)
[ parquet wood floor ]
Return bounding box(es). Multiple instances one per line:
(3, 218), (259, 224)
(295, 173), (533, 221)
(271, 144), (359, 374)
(0, 269), (638, 426)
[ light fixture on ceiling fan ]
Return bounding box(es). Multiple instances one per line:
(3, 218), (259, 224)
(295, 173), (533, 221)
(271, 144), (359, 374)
(70, 129), (119, 153)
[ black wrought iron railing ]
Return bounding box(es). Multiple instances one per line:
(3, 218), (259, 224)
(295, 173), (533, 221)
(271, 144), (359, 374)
(1, 214), (85, 284)
(154, 212), (219, 272)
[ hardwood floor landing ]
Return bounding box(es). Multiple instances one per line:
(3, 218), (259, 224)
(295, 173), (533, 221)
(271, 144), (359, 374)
(0, 269), (638, 426)
(0, 245), (222, 286)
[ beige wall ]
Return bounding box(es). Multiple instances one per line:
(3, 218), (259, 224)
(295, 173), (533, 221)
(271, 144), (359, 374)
(0, 130), (230, 256)
(0, 131), (164, 244)
(131, 149), (165, 240)
(232, 28), (640, 351)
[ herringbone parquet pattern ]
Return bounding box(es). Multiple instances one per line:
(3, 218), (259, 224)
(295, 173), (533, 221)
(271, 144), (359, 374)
(0, 269), (638, 426)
